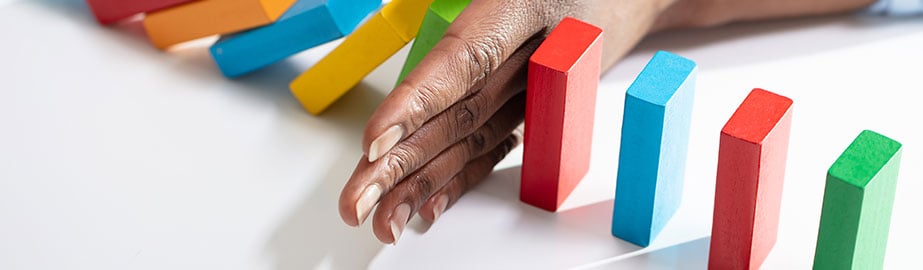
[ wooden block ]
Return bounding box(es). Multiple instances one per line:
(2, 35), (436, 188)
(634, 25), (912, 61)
(85, 0), (197, 25)
(708, 88), (793, 269)
(288, 0), (433, 115)
(611, 51), (696, 247)
(379, 0), (434, 42)
(209, 0), (379, 78)
(814, 130), (902, 270)
(520, 17), (603, 212)
(395, 0), (470, 85)
(142, 0), (297, 49)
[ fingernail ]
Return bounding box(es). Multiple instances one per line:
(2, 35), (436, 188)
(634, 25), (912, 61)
(432, 195), (449, 222)
(355, 184), (382, 226)
(390, 203), (411, 244)
(369, 125), (403, 163)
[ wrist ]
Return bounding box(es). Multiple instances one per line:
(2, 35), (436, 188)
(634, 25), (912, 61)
(651, 0), (879, 32)
(651, 0), (729, 32)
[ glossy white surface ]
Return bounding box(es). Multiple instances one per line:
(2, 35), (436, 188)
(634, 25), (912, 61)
(1, 1), (922, 269)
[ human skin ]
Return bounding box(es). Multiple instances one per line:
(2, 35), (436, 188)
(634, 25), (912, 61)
(338, 0), (877, 244)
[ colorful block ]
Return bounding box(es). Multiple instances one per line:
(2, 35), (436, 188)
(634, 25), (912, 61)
(378, 0), (433, 42)
(612, 51), (696, 247)
(395, 0), (471, 85)
(289, 0), (433, 115)
(209, 0), (379, 78)
(814, 130), (902, 270)
(708, 88), (793, 269)
(85, 0), (197, 25)
(142, 0), (297, 49)
(520, 17), (603, 212)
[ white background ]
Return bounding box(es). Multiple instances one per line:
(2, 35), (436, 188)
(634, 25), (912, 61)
(1, 0), (922, 269)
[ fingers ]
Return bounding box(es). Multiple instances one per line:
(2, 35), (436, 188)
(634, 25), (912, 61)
(363, 0), (547, 162)
(372, 125), (524, 244)
(419, 124), (524, 223)
(339, 93), (526, 228)
(354, 37), (538, 208)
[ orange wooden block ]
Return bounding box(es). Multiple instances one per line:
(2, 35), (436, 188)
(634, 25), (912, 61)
(142, 0), (296, 49)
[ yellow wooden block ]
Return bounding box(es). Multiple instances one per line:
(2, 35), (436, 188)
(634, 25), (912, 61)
(380, 0), (434, 42)
(143, 0), (296, 49)
(290, 13), (405, 115)
(289, 0), (433, 115)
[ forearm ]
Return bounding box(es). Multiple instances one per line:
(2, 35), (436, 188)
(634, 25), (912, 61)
(654, 0), (878, 31)
(587, 0), (877, 70)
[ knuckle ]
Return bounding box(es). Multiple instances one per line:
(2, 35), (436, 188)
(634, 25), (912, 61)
(408, 172), (437, 200)
(409, 83), (443, 129)
(456, 170), (477, 192)
(538, 0), (589, 25)
(442, 31), (504, 92)
(453, 96), (483, 133)
(483, 135), (517, 167)
(383, 143), (422, 187)
(465, 124), (493, 157)
(495, 136), (518, 160)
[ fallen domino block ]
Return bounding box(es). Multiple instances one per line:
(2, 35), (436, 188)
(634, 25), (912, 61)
(142, 0), (297, 49)
(814, 130), (902, 270)
(289, 0), (433, 115)
(209, 0), (380, 78)
(708, 88), (793, 269)
(85, 0), (197, 25)
(612, 51), (695, 247)
(395, 0), (471, 85)
(520, 17), (603, 212)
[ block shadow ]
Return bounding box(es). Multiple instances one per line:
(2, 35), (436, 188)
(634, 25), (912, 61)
(368, 166), (647, 269)
(261, 73), (387, 270)
(264, 152), (384, 270)
(578, 236), (711, 269)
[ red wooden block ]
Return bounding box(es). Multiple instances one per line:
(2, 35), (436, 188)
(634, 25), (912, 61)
(85, 0), (197, 25)
(709, 88), (793, 269)
(521, 17), (603, 212)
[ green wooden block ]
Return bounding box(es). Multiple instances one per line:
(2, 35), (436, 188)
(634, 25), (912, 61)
(395, 0), (471, 85)
(814, 130), (902, 270)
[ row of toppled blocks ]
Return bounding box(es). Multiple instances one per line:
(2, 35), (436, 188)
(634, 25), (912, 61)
(86, 0), (471, 115)
(520, 18), (903, 270)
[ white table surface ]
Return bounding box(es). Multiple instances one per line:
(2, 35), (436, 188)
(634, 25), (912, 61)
(2, 1), (922, 269)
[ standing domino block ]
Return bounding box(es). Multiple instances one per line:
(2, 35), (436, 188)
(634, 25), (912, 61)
(814, 130), (902, 270)
(612, 51), (696, 247)
(289, 0), (433, 115)
(142, 0), (297, 49)
(520, 17), (603, 212)
(708, 88), (793, 269)
(209, 0), (379, 78)
(85, 0), (197, 25)
(395, 0), (471, 85)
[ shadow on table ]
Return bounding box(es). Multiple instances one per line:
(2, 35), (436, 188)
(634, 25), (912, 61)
(367, 166), (645, 269)
(265, 152), (383, 270)
(262, 73), (386, 270)
(578, 236), (711, 269)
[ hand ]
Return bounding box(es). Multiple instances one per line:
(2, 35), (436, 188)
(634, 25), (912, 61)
(336, 0), (675, 244)
(337, 0), (878, 244)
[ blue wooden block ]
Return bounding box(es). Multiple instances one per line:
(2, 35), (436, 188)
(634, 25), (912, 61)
(209, 0), (380, 78)
(612, 51), (696, 247)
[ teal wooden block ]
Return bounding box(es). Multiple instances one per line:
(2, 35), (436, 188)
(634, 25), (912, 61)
(209, 0), (380, 78)
(612, 51), (696, 247)
(814, 130), (902, 270)
(395, 0), (470, 85)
